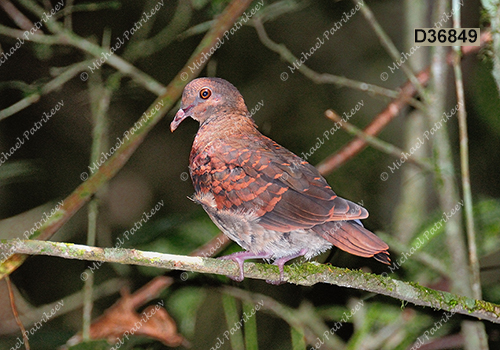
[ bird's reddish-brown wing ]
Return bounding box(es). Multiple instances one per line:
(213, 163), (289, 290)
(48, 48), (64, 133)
(190, 133), (368, 232)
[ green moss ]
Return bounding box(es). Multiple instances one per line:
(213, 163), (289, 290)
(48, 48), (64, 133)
(75, 247), (86, 256)
(419, 286), (445, 307)
(442, 292), (458, 307)
(462, 296), (477, 310)
(299, 262), (326, 275)
(475, 299), (500, 316)
(51, 212), (65, 220)
(80, 190), (91, 198)
(259, 263), (276, 277)
(408, 281), (422, 289)
(375, 273), (393, 291)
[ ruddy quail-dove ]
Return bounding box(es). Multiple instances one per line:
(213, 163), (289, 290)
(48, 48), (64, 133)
(171, 77), (390, 282)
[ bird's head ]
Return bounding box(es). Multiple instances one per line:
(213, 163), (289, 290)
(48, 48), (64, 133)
(170, 77), (249, 132)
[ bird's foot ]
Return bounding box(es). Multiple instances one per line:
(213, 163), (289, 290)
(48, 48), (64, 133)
(219, 251), (272, 282)
(266, 249), (308, 285)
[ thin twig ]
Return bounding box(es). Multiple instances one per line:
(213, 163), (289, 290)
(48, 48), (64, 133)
(0, 0), (34, 30)
(82, 206), (95, 340)
(2, 0), (165, 95)
(324, 109), (433, 171)
(62, 0), (74, 29)
(0, 24), (60, 43)
(452, 3), (488, 348)
(55, 1), (120, 21)
(452, 0), (481, 302)
(0, 60), (93, 121)
(377, 232), (449, 277)
(316, 68), (428, 175)
(253, 18), (408, 102)
(357, 0), (427, 100)
(3, 239), (500, 324)
(428, 0), (470, 298)
(82, 71), (110, 340)
(6, 276), (30, 350)
(177, 0), (307, 41)
(122, 0), (192, 61)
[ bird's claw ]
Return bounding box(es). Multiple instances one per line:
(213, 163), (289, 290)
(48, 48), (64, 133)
(218, 255), (245, 281)
(218, 251), (273, 282)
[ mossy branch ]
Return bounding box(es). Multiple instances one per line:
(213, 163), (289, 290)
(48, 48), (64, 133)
(2, 239), (500, 324)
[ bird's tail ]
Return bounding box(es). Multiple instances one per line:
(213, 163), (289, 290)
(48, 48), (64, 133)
(312, 220), (390, 264)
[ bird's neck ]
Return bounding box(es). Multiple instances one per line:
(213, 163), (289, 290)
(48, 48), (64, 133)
(190, 112), (258, 159)
(198, 112), (257, 139)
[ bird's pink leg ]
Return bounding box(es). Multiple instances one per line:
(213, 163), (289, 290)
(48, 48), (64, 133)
(268, 249), (308, 284)
(219, 251), (273, 281)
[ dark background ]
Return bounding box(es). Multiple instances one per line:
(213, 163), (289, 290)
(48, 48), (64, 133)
(1, 0), (500, 349)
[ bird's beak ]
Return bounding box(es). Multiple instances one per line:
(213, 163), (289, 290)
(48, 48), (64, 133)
(170, 104), (194, 132)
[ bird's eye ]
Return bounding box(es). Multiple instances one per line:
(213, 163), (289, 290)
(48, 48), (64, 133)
(200, 88), (212, 99)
